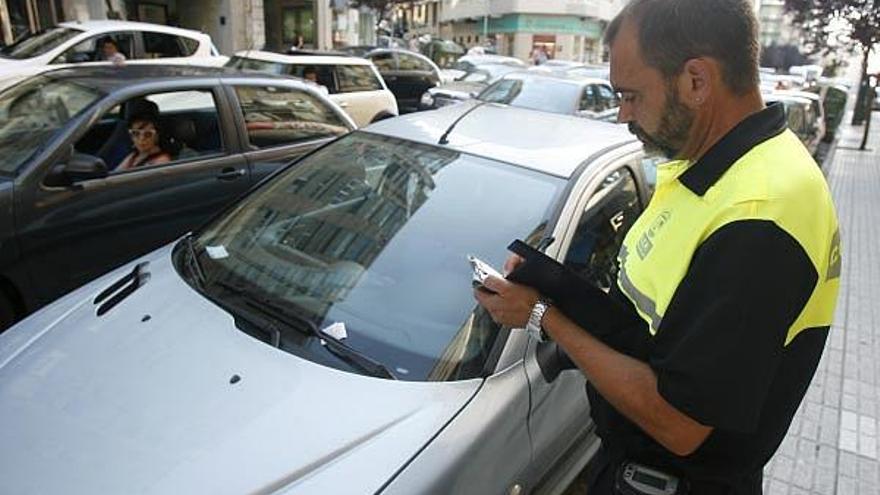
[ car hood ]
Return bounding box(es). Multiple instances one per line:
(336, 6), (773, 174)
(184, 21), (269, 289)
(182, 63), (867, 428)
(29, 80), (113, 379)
(0, 246), (482, 495)
(429, 81), (485, 99)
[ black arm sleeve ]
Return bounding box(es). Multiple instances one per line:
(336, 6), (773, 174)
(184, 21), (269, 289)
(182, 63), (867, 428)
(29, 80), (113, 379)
(650, 220), (818, 433)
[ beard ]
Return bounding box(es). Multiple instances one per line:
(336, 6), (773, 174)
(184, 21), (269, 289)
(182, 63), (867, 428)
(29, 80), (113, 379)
(628, 84), (694, 159)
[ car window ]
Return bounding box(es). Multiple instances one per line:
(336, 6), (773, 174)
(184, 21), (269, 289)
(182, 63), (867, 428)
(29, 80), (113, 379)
(0, 75), (104, 173)
(335, 65), (383, 92)
(370, 52), (396, 72)
(287, 64), (336, 92)
(786, 103), (806, 135)
(452, 61), (475, 72)
(398, 53), (433, 72)
(142, 32), (190, 58)
(597, 84), (619, 109)
(179, 37), (200, 56)
(579, 85), (597, 112)
(226, 56), (285, 75)
(53, 32), (135, 64)
(461, 70), (490, 83)
(0, 27), (81, 60)
(190, 132), (566, 381)
(479, 77), (581, 115)
(564, 166), (642, 291)
(234, 85), (350, 149)
(74, 89), (226, 172)
(639, 154), (666, 201)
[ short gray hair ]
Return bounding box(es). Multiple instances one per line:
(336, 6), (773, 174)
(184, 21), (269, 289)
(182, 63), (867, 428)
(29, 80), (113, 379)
(604, 0), (760, 95)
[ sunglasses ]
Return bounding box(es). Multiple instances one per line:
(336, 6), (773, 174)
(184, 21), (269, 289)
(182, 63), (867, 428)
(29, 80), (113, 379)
(128, 128), (157, 139)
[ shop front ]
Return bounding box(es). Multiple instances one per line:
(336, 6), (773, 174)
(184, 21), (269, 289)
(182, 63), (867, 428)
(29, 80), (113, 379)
(488, 13), (602, 63)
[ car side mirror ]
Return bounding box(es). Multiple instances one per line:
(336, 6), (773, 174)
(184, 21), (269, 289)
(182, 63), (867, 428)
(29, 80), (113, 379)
(45, 153), (108, 187)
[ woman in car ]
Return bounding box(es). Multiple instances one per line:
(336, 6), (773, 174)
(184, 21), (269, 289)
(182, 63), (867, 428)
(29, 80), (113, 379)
(117, 112), (172, 171)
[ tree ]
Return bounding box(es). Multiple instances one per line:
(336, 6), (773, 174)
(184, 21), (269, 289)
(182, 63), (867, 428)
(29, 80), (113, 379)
(760, 43), (811, 72)
(348, 0), (415, 38)
(785, 0), (880, 150)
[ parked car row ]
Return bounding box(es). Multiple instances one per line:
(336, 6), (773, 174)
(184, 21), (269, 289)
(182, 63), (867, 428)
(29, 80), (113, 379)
(763, 89), (828, 159)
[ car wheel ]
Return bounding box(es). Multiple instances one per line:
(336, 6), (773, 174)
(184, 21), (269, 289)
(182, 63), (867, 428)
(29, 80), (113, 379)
(0, 293), (16, 332)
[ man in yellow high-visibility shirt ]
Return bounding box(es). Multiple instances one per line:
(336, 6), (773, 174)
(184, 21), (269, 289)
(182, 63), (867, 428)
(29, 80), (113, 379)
(475, 0), (841, 493)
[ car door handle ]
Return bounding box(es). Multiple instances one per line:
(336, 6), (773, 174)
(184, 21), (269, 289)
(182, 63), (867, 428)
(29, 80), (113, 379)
(216, 168), (246, 181)
(338, 102), (349, 108)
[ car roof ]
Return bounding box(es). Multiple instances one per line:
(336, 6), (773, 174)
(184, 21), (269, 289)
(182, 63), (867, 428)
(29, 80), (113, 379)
(232, 50), (372, 66)
(503, 71), (611, 86)
(58, 20), (207, 38)
(458, 54), (525, 66)
(366, 48), (431, 60)
(32, 64), (293, 92)
(772, 89), (822, 102)
(365, 102), (636, 178)
(764, 93), (813, 106)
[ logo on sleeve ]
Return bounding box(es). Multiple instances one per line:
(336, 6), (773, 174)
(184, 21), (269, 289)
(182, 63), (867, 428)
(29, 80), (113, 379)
(826, 229), (841, 280)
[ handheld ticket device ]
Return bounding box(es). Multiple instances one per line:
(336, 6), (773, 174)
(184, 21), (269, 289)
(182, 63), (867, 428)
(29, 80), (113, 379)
(468, 255), (503, 294)
(615, 462), (686, 495)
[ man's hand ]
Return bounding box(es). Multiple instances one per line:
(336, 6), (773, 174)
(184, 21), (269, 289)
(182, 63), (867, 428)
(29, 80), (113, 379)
(503, 254), (525, 276)
(473, 275), (541, 328)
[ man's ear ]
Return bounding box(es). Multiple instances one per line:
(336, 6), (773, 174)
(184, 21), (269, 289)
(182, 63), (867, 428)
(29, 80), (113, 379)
(679, 58), (714, 108)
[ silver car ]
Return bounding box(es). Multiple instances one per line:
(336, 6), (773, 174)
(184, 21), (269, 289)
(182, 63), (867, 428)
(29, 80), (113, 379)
(0, 101), (662, 494)
(478, 71), (620, 122)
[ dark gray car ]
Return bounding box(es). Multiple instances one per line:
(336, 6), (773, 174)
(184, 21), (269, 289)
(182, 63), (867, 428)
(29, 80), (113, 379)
(0, 65), (354, 329)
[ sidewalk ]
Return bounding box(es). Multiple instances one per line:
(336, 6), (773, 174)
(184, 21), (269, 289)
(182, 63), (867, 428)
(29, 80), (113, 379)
(762, 113), (880, 495)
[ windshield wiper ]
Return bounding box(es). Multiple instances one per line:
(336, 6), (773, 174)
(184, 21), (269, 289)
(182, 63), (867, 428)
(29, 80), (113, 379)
(211, 280), (397, 380)
(181, 233), (206, 287)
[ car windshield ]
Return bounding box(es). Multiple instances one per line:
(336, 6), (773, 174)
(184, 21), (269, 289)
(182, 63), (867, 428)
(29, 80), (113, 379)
(0, 27), (81, 60)
(188, 132), (564, 381)
(458, 64), (519, 83)
(0, 75), (103, 173)
(225, 56), (285, 75)
(478, 77), (581, 115)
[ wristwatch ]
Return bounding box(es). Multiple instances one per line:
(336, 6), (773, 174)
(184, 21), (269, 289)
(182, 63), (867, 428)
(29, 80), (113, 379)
(526, 299), (552, 342)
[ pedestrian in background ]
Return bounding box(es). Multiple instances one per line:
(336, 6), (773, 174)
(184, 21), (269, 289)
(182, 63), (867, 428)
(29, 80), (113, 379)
(476, 0), (841, 493)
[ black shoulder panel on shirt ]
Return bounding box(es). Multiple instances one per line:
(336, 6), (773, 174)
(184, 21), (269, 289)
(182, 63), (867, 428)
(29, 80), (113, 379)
(651, 219), (819, 433)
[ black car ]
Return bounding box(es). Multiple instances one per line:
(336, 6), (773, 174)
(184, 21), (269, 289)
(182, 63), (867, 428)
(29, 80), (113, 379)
(364, 49), (440, 113)
(0, 65), (355, 329)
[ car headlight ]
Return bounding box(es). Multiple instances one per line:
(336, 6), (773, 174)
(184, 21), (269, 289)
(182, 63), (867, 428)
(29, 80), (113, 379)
(420, 92), (435, 107)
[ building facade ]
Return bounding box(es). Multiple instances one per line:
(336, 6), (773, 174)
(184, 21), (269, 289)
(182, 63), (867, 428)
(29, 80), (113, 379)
(757, 0), (800, 48)
(0, 0), (371, 54)
(438, 0), (624, 63)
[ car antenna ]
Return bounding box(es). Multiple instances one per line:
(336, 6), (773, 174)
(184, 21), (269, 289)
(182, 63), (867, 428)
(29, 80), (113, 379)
(438, 101), (490, 145)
